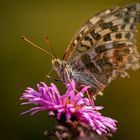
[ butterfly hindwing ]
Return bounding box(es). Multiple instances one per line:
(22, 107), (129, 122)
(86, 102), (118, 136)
(64, 3), (140, 95)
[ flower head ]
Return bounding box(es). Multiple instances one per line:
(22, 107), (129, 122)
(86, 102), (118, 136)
(20, 80), (117, 135)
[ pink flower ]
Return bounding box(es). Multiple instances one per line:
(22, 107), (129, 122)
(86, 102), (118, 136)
(20, 80), (117, 135)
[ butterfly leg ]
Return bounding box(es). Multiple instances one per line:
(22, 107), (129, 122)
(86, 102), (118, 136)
(46, 75), (62, 83)
(85, 89), (99, 112)
(64, 68), (72, 83)
(64, 68), (79, 94)
(44, 68), (62, 83)
(92, 91), (103, 100)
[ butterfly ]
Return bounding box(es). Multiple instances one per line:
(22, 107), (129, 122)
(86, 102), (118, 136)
(23, 3), (140, 97)
(52, 3), (140, 97)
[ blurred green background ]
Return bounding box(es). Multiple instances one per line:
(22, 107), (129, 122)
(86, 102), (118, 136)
(0, 0), (140, 140)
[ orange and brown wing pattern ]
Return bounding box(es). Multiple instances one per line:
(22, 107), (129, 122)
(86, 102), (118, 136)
(67, 3), (140, 95)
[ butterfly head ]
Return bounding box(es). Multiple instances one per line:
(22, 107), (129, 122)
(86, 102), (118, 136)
(52, 59), (64, 77)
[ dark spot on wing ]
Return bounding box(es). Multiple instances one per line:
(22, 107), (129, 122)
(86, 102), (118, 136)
(121, 24), (134, 30)
(125, 32), (131, 39)
(91, 32), (101, 40)
(121, 25), (126, 30)
(110, 25), (118, 32)
(114, 50), (124, 62)
(103, 34), (111, 41)
(81, 43), (90, 49)
(116, 54), (123, 62)
(76, 36), (81, 41)
(81, 54), (91, 65)
(76, 43), (90, 53)
(95, 45), (107, 53)
(114, 11), (122, 17)
(85, 62), (99, 73)
(101, 22), (113, 30)
(130, 24), (134, 30)
(84, 36), (93, 46)
(81, 54), (99, 73)
(127, 4), (136, 11)
(84, 36), (91, 41)
(115, 33), (122, 39)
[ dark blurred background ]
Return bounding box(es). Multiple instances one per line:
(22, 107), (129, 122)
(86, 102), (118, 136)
(0, 0), (140, 140)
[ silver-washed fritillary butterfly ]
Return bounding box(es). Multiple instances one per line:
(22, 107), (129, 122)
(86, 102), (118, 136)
(23, 3), (140, 97)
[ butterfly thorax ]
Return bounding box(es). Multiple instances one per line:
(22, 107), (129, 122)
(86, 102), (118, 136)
(52, 59), (72, 83)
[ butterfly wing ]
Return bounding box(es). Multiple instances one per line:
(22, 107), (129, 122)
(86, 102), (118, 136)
(63, 6), (118, 62)
(63, 3), (140, 95)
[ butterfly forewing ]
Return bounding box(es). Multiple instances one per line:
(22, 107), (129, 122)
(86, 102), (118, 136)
(62, 7), (118, 62)
(62, 3), (140, 95)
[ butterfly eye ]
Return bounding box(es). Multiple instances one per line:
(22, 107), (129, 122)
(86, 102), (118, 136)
(55, 61), (60, 67)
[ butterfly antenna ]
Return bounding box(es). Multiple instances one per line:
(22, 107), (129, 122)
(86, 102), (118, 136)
(21, 35), (55, 58)
(45, 36), (57, 59)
